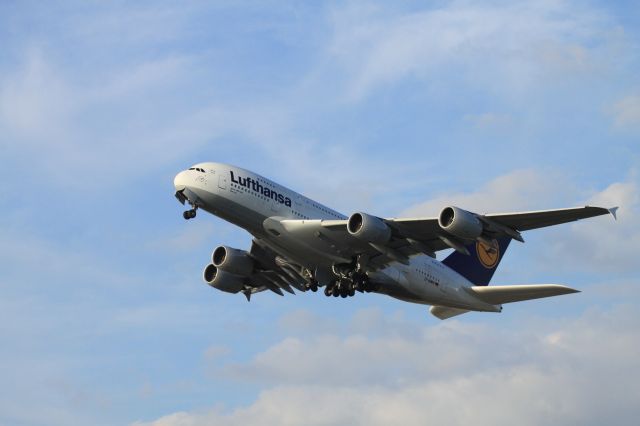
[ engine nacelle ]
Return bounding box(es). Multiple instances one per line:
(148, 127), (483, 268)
(203, 264), (244, 293)
(438, 206), (483, 240)
(212, 245), (254, 276)
(347, 212), (391, 244)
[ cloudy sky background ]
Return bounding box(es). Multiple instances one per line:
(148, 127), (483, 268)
(1, 1), (638, 424)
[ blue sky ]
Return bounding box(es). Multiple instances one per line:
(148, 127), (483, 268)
(1, 1), (639, 425)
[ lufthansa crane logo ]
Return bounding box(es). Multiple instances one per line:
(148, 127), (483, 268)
(477, 239), (500, 269)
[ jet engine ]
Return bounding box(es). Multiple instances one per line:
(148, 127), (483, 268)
(438, 206), (483, 240)
(203, 264), (245, 293)
(347, 212), (391, 244)
(212, 245), (254, 276)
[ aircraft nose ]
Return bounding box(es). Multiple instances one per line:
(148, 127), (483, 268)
(174, 170), (190, 190)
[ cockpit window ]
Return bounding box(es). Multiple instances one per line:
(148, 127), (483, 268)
(188, 167), (206, 173)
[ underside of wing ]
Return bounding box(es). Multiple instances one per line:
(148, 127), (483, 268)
(320, 216), (447, 268)
(467, 284), (579, 305)
(247, 239), (310, 295)
(277, 205), (615, 273)
(386, 205), (614, 244)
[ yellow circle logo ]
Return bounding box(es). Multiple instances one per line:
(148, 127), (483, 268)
(477, 239), (500, 269)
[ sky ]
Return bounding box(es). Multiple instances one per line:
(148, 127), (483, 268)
(0, 0), (639, 424)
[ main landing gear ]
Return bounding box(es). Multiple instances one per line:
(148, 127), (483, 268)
(323, 267), (378, 298)
(302, 263), (374, 298)
(323, 274), (377, 298)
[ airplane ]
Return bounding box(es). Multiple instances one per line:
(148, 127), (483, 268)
(173, 162), (617, 319)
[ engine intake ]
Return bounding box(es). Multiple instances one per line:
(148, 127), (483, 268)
(438, 206), (483, 240)
(212, 245), (254, 276)
(203, 264), (245, 293)
(347, 212), (391, 244)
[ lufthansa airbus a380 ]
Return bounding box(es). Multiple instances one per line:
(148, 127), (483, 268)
(173, 163), (617, 319)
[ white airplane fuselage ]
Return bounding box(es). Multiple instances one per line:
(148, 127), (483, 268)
(174, 162), (500, 313)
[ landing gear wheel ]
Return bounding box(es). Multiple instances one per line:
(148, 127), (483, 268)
(183, 209), (197, 220)
(324, 286), (332, 297)
(339, 283), (349, 298)
(310, 281), (318, 292)
(332, 281), (341, 297)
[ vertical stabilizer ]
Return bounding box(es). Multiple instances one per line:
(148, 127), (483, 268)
(442, 237), (511, 286)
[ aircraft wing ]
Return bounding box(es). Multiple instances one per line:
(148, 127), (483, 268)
(483, 206), (617, 231)
(314, 205), (615, 270)
(385, 205), (614, 239)
(467, 284), (579, 304)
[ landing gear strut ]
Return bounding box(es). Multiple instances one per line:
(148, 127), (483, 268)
(301, 269), (319, 292)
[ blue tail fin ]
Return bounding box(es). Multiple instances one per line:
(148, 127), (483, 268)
(442, 237), (511, 286)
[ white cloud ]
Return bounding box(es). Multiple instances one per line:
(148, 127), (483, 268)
(0, 44), (390, 202)
(464, 112), (513, 130)
(0, 226), (137, 294)
(327, 0), (615, 100)
(400, 169), (638, 274)
(69, 3), (194, 47)
(400, 168), (574, 217)
(541, 177), (640, 272)
(146, 221), (220, 253)
(135, 304), (640, 426)
(203, 345), (231, 362)
(111, 303), (208, 329)
(0, 47), (76, 140)
(0, 47), (219, 188)
(611, 94), (640, 129)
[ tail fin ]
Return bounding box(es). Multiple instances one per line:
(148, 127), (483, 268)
(442, 237), (511, 286)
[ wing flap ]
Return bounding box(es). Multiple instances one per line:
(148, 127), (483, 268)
(468, 284), (579, 305)
(245, 239), (305, 296)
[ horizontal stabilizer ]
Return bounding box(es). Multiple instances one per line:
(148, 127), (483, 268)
(468, 284), (579, 305)
(430, 306), (470, 320)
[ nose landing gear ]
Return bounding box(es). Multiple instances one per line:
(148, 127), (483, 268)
(183, 208), (197, 220)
